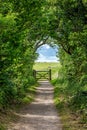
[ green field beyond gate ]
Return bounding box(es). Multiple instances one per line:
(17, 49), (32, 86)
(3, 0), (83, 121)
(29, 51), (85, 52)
(33, 62), (60, 80)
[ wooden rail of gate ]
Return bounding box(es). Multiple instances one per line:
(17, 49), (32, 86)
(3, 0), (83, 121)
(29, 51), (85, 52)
(33, 69), (51, 80)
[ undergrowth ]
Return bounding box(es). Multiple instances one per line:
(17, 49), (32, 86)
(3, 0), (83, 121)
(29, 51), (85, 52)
(0, 83), (37, 130)
(52, 78), (87, 130)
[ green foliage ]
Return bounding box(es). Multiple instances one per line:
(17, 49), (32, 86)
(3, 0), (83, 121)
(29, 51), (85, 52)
(50, 1), (87, 122)
(0, 0), (87, 125)
(0, 0), (42, 109)
(16, 85), (36, 104)
(0, 85), (17, 107)
(53, 64), (87, 125)
(53, 75), (87, 129)
(0, 125), (6, 130)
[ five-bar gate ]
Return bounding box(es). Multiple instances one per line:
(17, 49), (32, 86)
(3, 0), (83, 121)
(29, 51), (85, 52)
(33, 69), (51, 80)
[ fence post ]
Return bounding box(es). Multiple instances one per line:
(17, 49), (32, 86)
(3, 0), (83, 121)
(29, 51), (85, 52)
(49, 69), (51, 80)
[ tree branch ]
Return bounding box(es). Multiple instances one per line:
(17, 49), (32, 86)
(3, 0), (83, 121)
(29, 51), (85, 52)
(60, 43), (72, 55)
(34, 36), (49, 53)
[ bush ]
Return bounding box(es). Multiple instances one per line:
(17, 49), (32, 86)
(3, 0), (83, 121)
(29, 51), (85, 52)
(80, 75), (87, 86)
(0, 84), (17, 108)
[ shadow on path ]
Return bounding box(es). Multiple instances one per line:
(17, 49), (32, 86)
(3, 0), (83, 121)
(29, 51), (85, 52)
(8, 81), (62, 130)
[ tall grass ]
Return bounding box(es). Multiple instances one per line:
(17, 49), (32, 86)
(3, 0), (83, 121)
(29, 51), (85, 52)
(52, 65), (87, 130)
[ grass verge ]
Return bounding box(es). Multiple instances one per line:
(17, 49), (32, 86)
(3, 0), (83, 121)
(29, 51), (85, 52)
(0, 84), (38, 130)
(52, 79), (87, 130)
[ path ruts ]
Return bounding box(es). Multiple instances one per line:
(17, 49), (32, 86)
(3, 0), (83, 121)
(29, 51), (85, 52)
(8, 81), (62, 130)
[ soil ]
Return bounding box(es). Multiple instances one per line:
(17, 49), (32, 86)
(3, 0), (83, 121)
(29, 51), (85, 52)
(8, 81), (62, 130)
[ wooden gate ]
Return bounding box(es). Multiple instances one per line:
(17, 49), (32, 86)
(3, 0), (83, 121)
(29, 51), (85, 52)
(33, 69), (51, 80)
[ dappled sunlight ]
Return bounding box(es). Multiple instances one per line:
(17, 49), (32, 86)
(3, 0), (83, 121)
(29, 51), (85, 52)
(13, 112), (60, 119)
(35, 98), (53, 103)
(8, 81), (62, 130)
(10, 110), (62, 130)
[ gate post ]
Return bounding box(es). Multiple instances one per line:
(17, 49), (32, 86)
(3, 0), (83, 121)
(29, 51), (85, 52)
(33, 70), (36, 79)
(49, 69), (51, 80)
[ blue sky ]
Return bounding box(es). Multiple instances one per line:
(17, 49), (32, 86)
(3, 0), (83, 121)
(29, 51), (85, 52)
(36, 44), (58, 62)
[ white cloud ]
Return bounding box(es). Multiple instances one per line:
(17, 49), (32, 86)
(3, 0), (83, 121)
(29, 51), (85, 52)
(36, 54), (58, 62)
(43, 44), (50, 49)
(36, 54), (47, 62)
(49, 56), (58, 61)
(36, 44), (59, 62)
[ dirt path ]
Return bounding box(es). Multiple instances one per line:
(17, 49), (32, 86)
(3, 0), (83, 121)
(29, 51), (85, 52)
(8, 81), (62, 130)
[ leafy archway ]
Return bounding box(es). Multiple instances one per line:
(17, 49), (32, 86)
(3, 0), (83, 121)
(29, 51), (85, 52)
(0, 0), (87, 118)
